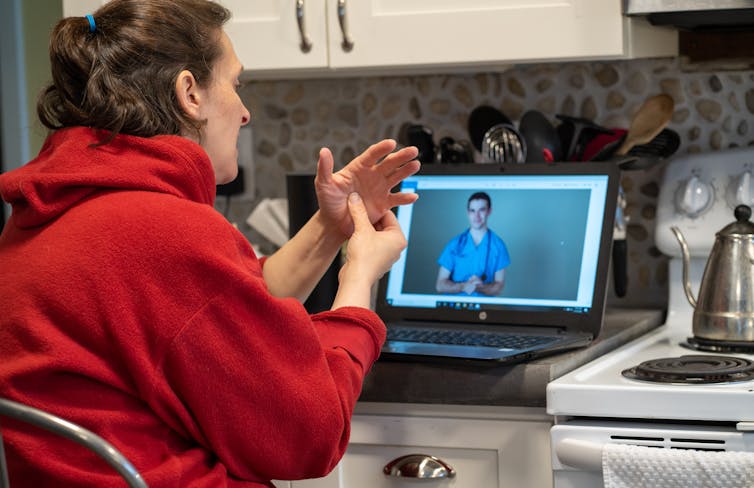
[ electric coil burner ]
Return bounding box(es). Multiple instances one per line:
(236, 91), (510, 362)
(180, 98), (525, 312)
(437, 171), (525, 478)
(622, 355), (754, 384)
(681, 336), (754, 354)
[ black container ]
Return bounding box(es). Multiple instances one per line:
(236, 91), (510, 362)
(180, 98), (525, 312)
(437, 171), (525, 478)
(286, 173), (341, 313)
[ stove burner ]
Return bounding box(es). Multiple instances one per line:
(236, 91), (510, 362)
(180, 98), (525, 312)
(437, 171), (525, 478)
(681, 336), (754, 354)
(621, 355), (754, 384)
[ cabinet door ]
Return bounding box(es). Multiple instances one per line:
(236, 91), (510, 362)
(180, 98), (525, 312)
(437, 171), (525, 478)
(327, 0), (625, 69)
(221, 0), (328, 73)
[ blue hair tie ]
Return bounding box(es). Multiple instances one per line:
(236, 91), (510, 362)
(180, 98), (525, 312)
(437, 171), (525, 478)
(86, 14), (96, 33)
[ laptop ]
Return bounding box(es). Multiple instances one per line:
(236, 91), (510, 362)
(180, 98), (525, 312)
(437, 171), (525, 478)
(376, 162), (620, 364)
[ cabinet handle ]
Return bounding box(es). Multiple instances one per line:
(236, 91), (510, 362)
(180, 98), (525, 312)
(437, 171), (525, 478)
(296, 0), (312, 53)
(383, 453), (456, 479)
(336, 0), (354, 52)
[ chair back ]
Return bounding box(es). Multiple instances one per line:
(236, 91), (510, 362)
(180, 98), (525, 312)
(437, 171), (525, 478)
(0, 397), (148, 488)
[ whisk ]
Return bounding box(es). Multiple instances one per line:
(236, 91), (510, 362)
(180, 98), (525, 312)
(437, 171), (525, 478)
(480, 124), (527, 163)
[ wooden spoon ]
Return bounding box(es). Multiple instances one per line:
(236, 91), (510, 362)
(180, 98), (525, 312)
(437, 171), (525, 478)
(615, 94), (674, 156)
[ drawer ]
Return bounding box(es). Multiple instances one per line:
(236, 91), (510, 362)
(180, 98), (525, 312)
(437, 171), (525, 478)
(291, 411), (553, 487)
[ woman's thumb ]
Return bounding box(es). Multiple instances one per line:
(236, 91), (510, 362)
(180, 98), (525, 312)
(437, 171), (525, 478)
(347, 192), (369, 230)
(316, 147), (334, 184)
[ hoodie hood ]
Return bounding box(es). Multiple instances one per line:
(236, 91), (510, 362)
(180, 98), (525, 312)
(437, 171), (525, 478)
(0, 127), (216, 228)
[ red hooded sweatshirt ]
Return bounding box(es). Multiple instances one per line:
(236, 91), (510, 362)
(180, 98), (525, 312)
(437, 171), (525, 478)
(0, 127), (386, 487)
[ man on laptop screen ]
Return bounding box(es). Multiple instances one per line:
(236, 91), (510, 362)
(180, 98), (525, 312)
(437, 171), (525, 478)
(436, 191), (511, 297)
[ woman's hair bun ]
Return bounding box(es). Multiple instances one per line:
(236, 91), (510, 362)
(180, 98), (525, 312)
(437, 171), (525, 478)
(38, 0), (230, 141)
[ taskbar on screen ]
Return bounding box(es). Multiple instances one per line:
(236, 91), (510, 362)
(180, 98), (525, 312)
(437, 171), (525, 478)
(436, 301), (590, 314)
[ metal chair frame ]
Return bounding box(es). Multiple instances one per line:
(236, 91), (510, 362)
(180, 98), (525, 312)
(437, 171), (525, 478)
(0, 397), (148, 488)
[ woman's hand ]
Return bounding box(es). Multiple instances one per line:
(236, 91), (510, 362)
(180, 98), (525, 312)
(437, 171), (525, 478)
(263, 141), (416, 301)
(332, 192), (407, 310)
(315, 140), (420, 236)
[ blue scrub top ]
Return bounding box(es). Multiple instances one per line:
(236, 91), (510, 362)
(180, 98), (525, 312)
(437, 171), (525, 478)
(438, 229), (510, 285)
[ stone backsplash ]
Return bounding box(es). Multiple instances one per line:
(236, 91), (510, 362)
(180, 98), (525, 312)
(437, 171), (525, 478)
(229, 57), (754, 308)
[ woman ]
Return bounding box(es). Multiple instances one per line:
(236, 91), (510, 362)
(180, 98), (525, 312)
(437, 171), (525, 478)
(0, 1), (419, 486)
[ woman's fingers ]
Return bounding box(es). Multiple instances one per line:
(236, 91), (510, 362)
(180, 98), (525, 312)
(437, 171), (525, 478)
(353, 139), (398, 168)
(377, 146), (419, 174)
(388, 192), (419, 208)
(315, 147), (335, 186)
(385, 160), (421, 188)
(347, 192), (371, 232)
(377, 208), (400, 230)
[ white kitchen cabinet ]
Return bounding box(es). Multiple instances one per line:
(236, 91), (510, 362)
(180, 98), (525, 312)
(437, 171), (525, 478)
(63, 0), (676, 78)
(228, 0), (677, 77)
(288, 403), (553, 488)
(223, 1), (677, 77)
(326, 1), (673, 68)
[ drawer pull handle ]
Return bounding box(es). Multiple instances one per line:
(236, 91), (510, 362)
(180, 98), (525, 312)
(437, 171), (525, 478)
(295, 0), (312, 53)
(383, 453), (456, 479)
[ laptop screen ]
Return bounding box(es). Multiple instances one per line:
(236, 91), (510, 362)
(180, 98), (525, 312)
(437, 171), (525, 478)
(376, 162), (619, 336)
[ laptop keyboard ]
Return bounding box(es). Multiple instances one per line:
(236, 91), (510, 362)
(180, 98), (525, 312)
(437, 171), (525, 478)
(386, 326), (559, 349)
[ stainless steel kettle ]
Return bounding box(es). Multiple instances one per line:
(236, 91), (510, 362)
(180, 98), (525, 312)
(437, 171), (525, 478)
(671, 205), (754, 342)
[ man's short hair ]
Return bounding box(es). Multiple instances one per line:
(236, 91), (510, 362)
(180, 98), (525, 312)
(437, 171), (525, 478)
(467, 192), (491, 209)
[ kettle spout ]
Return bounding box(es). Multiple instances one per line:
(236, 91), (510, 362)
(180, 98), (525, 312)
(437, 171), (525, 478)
(670, 226), (697, 309)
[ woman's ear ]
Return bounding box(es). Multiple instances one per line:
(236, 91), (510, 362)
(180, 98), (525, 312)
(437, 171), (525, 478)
(175, 69), (202, 120)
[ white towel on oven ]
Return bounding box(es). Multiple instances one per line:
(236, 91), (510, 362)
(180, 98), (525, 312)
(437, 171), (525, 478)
(602, 443), (754, 488)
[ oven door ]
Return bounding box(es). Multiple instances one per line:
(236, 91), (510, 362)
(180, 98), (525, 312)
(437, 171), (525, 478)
(551, 419), (754, 488)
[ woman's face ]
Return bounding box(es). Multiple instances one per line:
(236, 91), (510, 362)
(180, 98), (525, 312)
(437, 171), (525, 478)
(195, 31), (250, 185)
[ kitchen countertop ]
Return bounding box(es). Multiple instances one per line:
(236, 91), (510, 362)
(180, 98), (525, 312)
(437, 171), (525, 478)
(358, 307), (665, 407)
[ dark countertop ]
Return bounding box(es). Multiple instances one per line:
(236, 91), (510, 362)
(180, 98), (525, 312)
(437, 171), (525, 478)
(359, 308), (665, 407)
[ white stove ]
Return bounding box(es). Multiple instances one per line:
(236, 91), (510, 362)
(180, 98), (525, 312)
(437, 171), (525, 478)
(547, 146), (754, 486)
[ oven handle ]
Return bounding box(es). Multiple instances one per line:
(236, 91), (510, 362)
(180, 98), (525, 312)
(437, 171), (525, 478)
(555, 438), (604, 471)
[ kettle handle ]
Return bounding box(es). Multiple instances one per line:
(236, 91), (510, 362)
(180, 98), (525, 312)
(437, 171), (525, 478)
(670, 226), (697, 309)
